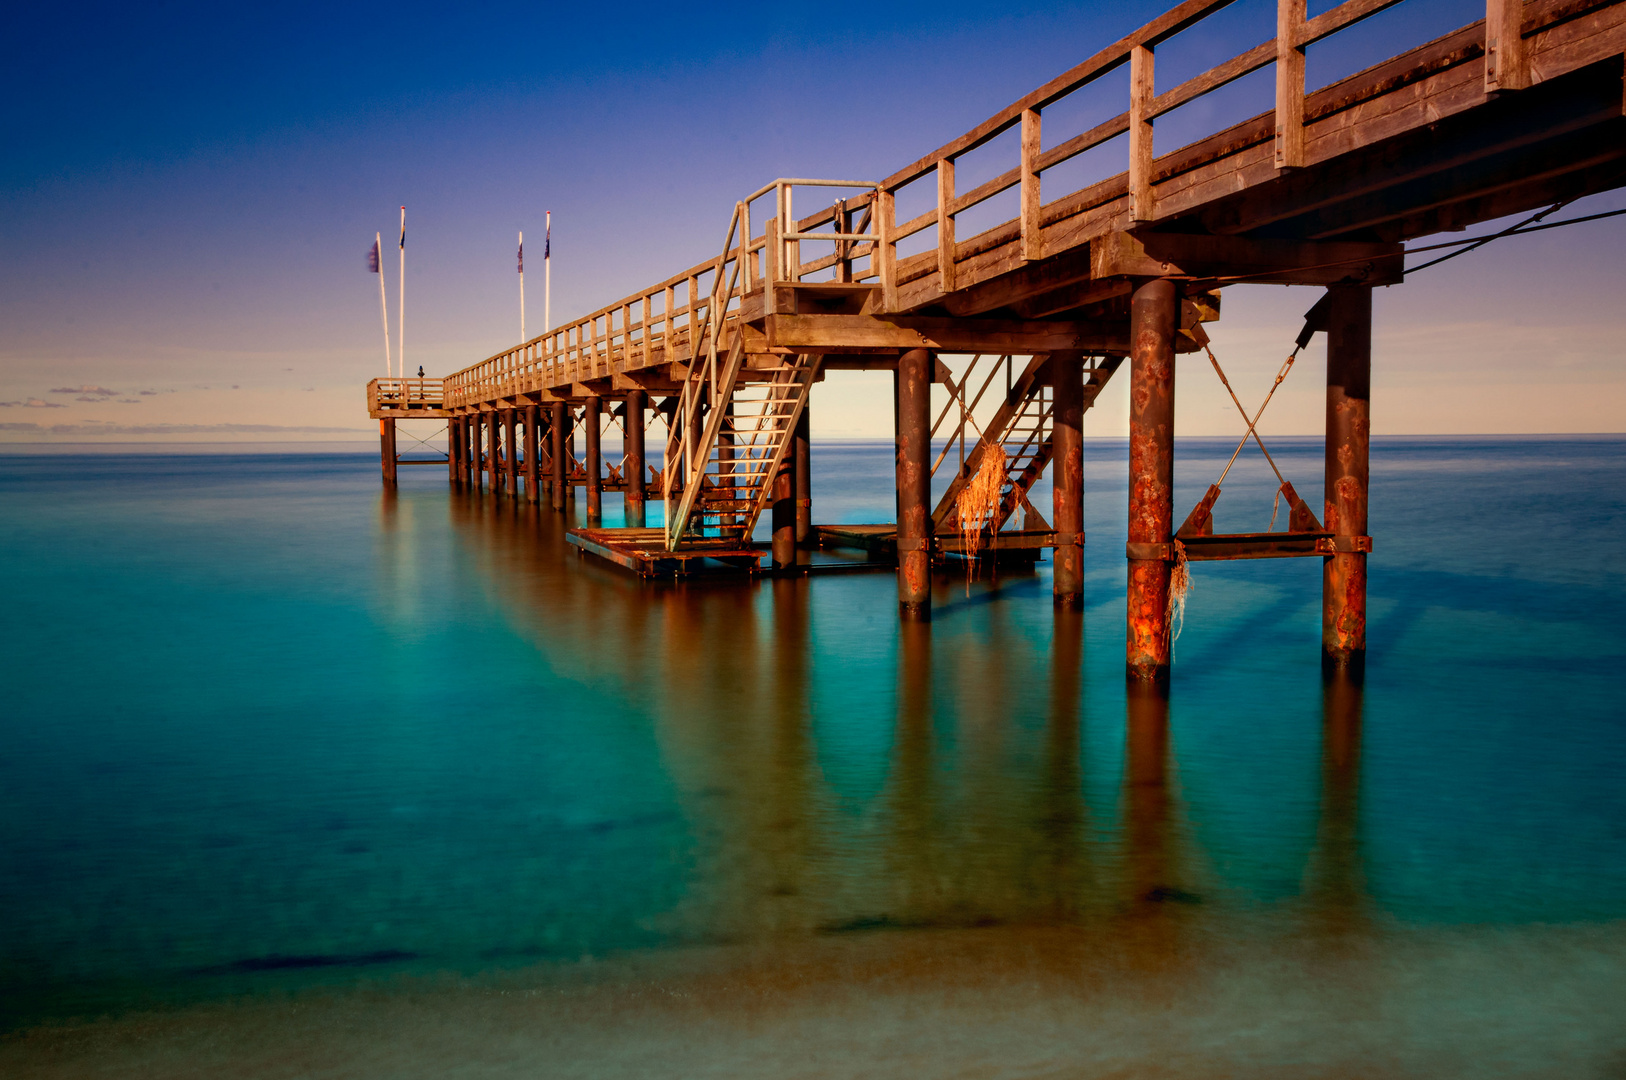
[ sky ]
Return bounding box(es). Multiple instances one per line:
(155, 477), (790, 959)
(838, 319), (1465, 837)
(2, 0), (1621, 444)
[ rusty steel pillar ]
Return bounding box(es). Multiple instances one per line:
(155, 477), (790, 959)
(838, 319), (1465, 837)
(585, 396), (603, 523)
(380, 418), (397, 486)
(462, 415), (473, 488)
(487, 412), (501, 494)
(549, 401), (567, 510)
(896, 348), (933, 621)
(1323, 285), (1372, 677)
(523, 404), (541, 503)
(772, 456), (794, 569)
(447, 416), (459, 485)
(1051, 351), (1086, 608)
(625, 389), (647, 528)
(1126, 279), (1178, 681)
(503, 409), (519, 497)
(794, 402), (812, 547)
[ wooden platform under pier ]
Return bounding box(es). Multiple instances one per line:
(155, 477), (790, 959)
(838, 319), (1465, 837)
(817, 525), (1052, 562)
(567, 527), (767, 577)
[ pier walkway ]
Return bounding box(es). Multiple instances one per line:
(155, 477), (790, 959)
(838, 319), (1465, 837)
(368, 0), (1626, 678)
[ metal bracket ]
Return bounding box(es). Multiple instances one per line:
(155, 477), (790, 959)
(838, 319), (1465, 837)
(1315, 535), (1373, 554)
(1126, 541), (1173, 561)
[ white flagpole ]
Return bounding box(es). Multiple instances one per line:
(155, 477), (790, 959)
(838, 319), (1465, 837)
(376, 233), (391, 375)
(544, 210), (552, 333)
(519, 230), (526, 342)
(398, 206), (406, 381)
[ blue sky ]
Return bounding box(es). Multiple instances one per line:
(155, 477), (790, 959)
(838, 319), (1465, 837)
(2, 0), (1621, 441)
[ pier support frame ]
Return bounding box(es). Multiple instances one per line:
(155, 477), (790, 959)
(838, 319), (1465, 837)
(447, 417), (458, 486)
(1323, 285), (1371, 676)
(625, 390), (647, 527)
(585, 396), (603, 523)
(380, 418), (397, 487)
(896, 347), (933, 621)
(524, 404), (541, 504)
(550, 401), (567, 510)
(1051, 351), (1085, 608)
(794, 404), (812, 547)
(1126, 279), (1178, 681)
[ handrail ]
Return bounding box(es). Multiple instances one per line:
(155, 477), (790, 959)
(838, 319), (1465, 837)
(442, 0), (1566, 407)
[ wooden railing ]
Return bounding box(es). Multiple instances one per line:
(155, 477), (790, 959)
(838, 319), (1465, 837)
(443, 0), (1579, 405)
(368, 377), (445, 415)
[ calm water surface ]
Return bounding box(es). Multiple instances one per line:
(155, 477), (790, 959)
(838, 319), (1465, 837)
(2, 438), (1624, 1076)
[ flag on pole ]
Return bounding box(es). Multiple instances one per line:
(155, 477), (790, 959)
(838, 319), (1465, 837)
(544, 218), (550, 259)
(368, 239), (381, 273)
(399, 220), (406, 249)
(518, 239), (523, 274)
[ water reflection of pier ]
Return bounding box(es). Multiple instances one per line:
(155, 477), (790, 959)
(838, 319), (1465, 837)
(422, 494), (1371, 947)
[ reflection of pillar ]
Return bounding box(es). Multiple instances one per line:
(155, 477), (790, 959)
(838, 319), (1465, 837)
(380, 418), (397, 486)
(585, 396), (603, 523)
(549, 401), (566, 510)
(1051, 351), (1085, 608)
(889, 618), (935, 917)
(503, 408), (519, 498)
(1324, 285), (1371, 676)
(523, 403), (541, 504)
(1124, 680), (1172, 906)
(896, 348), (933, 621)
(794, 403), (812, 547)
(1127, 280), (1177, 680)
(625, 389), (647, 528)
(1306, 675), (1366, 920)
(1042, 607), (1085, 919)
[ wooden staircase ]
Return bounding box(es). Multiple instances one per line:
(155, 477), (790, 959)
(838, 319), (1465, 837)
(932, 355), (1122, 537)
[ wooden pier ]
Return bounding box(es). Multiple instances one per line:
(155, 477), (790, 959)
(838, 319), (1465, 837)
(369, 0), (1626, 677)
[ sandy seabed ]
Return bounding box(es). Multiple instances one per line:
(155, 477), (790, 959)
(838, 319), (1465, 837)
(5, 917), (1626, 1079)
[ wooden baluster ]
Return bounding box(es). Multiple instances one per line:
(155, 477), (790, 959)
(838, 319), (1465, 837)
(1485, 0), (1529, 93)
(1129, 44), (1156, 224)
(1020, 109), (1042, 261)
(937, 158), (957, 292)
(1276, 0), (1307, 169)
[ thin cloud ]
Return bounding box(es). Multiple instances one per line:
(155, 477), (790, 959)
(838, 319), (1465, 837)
(49, 385), (117, 396)
(0, 422), (366, 435)
(138, 390), (158, 395)
(24, 398), (65, 408)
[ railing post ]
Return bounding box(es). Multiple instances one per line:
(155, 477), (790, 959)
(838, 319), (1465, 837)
(1020, 109), (1043, 261)
(1275, 0), (1307, 169)
(1129, 44), (1156, 224)
(936, 159), (957, 292)
(1484, 0), (1530, 93)
(877, 188), (898, 311)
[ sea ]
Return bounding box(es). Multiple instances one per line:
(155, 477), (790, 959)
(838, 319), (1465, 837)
(2, 436), (1624, 1078)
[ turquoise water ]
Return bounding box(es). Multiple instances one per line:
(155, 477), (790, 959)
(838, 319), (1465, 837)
(2, 438), (1625, 1071)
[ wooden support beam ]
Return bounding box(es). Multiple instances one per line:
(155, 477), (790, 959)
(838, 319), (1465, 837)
(937, 159), (957, 292)
(1093, 229), (1404, 285)
(1486, 0), (1531, 93)
(1129, 44), (1157, 223)
(766, 313), (1128, 353)
(1020, 109), (1043, 260)
(1276, 0), (1307, 169)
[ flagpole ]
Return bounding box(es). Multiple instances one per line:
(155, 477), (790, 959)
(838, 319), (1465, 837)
(398, 206), (406, 381)
(544, 211), (552, 333)
(375, 233), (391, 375)
(519, 230), (526, 342)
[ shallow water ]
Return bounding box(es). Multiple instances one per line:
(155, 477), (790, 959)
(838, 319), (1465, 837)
(2, 437), (1624, 1075)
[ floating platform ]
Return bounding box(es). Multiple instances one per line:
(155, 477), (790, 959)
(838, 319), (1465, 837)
(566, 527), (766, 577)
(817, 525), (1053, 562)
